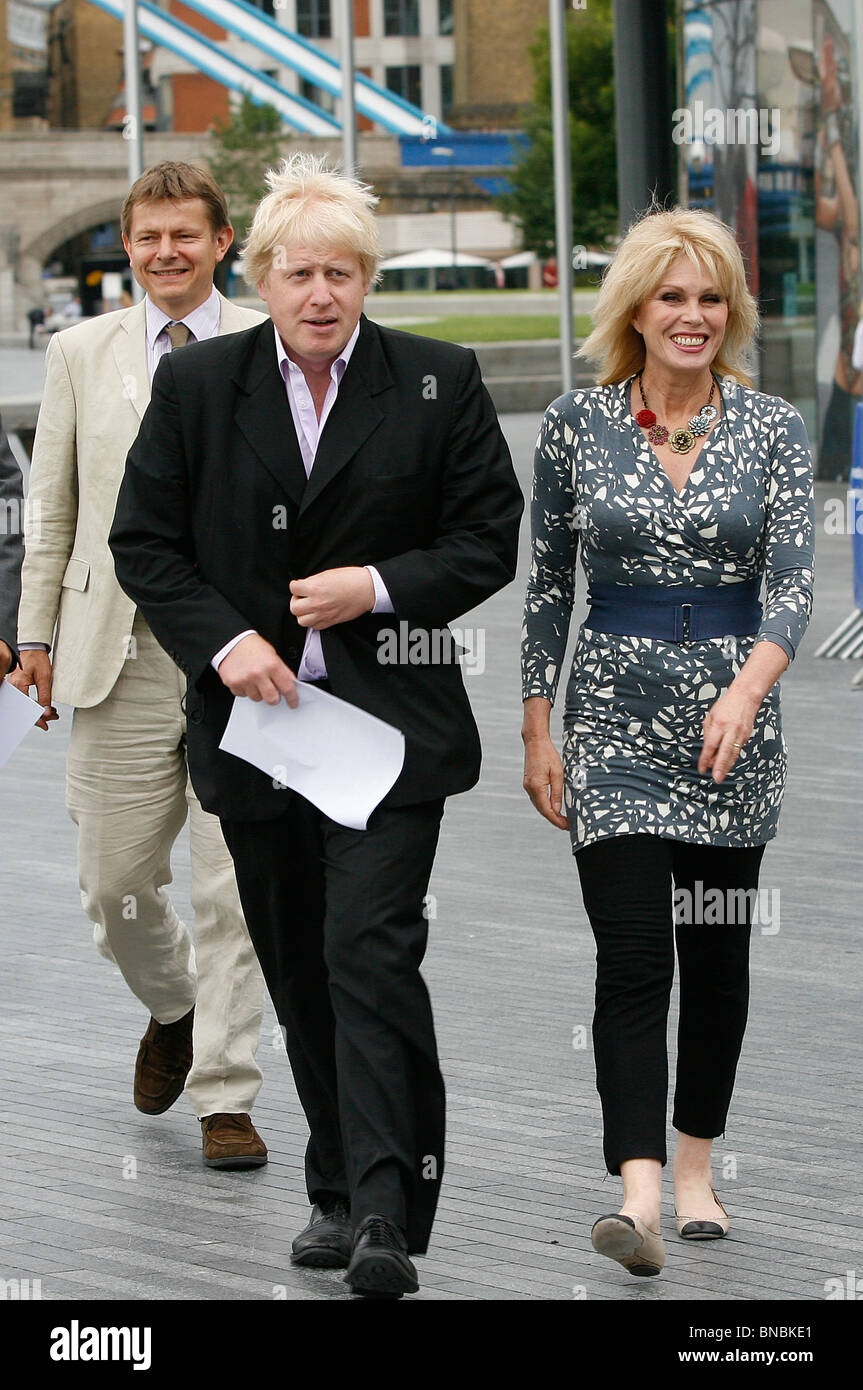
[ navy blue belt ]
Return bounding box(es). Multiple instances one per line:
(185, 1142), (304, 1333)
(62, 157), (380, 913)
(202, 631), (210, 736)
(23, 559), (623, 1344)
(584, 579), (762, 641)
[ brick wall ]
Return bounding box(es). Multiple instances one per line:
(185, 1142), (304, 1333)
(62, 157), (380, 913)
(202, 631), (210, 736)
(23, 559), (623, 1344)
(171, 73), (230, 132)
(452, 0), (539, 127)
(44, 0), (124, 130)
(71, 2), (124, 128)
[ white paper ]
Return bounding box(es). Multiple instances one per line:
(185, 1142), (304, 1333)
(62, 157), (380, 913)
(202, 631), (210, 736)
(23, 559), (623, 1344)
(218, 682), (406, 831)
(0, 679), (46, 770)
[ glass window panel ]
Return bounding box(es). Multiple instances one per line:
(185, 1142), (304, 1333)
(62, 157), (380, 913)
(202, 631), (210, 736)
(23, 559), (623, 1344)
(385, 64), (422, 109)
(384, 1), (420, 38)
(297, 0), (332, 38)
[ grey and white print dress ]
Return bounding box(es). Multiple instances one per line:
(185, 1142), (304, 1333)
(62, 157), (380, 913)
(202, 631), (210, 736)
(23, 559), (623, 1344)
(521, 376), (815, 851)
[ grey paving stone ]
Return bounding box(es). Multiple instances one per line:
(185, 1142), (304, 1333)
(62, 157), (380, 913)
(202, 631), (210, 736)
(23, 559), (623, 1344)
(1, 416), (861, 1309)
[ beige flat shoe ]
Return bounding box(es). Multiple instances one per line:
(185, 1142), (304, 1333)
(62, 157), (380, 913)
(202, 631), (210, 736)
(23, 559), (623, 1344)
(675, 1188), (729, 1239)
(590, 1212), (666, 1277)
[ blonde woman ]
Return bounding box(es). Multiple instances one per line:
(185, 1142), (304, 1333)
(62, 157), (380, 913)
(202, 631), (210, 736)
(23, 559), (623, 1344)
(521, 207), (814, 1277)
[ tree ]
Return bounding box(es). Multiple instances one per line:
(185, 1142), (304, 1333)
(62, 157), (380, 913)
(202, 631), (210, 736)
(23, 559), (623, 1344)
(497, 0), (618, 257)
(208, 95), (286, 248)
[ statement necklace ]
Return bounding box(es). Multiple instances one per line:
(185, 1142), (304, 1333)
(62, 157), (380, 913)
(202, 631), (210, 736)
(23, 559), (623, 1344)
(635, 371), (718, 454)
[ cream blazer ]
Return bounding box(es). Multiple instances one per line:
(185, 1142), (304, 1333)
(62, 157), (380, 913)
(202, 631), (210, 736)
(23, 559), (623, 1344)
(19, 293), (266, 708)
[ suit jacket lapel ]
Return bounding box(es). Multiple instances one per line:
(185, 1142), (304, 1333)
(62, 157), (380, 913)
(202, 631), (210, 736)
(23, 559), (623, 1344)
(112, 292), (257, 425)
(298, 315), (393, 518)
(233, 320), (307, 507)
(111, 301), (150, 422)
(218, 292), (262, 336)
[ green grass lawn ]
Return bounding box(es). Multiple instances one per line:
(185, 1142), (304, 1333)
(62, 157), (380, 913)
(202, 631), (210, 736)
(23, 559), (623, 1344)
(396, 314), (593, 343)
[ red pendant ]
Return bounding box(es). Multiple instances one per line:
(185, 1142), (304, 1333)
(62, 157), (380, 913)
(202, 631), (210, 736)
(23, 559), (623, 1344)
(635, 409), (656, 427)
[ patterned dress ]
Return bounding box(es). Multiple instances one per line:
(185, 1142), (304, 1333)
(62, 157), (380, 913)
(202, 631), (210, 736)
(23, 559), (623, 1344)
(521, 375), (815, 851)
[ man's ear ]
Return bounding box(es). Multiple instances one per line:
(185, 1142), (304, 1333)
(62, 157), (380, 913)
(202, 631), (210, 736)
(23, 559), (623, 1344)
(214, 224), (234, 262)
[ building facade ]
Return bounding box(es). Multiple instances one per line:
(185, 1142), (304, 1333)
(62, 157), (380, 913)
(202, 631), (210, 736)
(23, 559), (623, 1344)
(0, 0), (52, 130)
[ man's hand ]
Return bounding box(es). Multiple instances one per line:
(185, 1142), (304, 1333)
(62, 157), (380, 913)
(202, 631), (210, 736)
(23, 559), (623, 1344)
(217, 633), (299, 707)
(289, 567), (375, 630)
(7, 648), (58, 731)
(0, 640), (11, 682)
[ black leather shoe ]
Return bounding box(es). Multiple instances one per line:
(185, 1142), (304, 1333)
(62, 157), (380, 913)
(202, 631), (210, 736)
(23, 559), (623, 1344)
(344, 1214), (419, 1298)
(290, 1200), (353, 1268)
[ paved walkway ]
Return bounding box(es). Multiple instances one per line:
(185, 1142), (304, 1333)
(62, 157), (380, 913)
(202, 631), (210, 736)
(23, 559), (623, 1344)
(1, 414), (861, 1308)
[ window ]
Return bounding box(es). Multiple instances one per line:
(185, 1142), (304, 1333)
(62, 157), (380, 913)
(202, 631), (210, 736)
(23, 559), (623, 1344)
(384, 0), (420, 38)
(297, 0), (331, 37)
(248, 0), (276, 15)
(440, 64), (453, 119)
(439, 0), (453, 36)
(300, 78), (336, 115)
(13, 71), (47, 119)
(386, 65), (422, 110)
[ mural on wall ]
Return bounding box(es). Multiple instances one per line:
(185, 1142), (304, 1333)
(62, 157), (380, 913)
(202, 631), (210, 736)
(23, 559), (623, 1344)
(810, 0), (860, 479)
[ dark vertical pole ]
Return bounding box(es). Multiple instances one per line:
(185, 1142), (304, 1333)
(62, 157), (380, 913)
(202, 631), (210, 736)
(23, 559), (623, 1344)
(612, 0), (675, 232)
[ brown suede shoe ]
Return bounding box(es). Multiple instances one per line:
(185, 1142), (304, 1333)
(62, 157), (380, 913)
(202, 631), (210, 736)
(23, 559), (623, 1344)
(133, 1007), (195, 1115)
(200, 1113), (268, 1169)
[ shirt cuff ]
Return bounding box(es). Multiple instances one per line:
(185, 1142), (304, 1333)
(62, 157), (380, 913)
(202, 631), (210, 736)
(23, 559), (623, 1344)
(212, 630), (257, 672)
(366, 566), (394, 615)
(18, 642), (50, 651)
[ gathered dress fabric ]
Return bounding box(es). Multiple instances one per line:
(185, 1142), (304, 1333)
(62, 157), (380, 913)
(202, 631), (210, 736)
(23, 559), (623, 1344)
(521, 375), (815, 1172)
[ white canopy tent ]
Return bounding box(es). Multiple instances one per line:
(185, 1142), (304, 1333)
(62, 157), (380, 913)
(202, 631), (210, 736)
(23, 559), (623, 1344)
(377, 248), (495, 292)
(379, 249), (495, 270)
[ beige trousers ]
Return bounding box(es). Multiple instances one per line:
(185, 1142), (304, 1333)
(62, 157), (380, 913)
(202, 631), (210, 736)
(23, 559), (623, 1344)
(66, 613), (264, 1118)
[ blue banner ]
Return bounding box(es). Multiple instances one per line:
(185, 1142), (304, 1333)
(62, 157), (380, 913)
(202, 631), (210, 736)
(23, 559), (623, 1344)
(851, 404), (863, 610)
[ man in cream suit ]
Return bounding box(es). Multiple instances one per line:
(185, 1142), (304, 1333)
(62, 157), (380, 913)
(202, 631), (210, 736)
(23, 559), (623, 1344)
(10, 163), (269, 1168)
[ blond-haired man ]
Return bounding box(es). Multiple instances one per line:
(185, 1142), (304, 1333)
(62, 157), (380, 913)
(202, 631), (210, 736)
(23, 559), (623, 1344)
(110, 155), (523, 1296)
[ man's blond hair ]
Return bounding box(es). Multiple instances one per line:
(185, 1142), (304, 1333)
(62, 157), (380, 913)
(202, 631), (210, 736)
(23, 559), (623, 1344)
(242, 153), (382, 288)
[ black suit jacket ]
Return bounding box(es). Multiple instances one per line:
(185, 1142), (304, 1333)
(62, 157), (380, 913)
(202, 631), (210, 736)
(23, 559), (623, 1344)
(109, 314), (523, 820)
(0, 415), (23, 669)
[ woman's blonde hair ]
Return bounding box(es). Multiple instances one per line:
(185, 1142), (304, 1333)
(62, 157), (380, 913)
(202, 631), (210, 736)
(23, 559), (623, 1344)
(242, 152), (382, 288)
(578, 206), (759, 386)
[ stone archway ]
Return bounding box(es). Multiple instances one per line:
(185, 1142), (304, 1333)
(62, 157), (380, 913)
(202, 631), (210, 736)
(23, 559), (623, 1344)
(19, 193), (129, 291)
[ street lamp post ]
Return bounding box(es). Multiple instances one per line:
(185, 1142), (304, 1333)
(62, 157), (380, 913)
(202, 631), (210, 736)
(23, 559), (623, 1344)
(432, 146), (457, 290)
(336, 0), (357, 174)
(123, 0), (143, 184)
(549, 0), (574, 392)
(123, 0), (144, 303)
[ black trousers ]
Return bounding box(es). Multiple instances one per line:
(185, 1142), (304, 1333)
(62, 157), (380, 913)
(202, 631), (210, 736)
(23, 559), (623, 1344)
(574, 834), (766, 1175)
(220, 794), (446, 1255)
